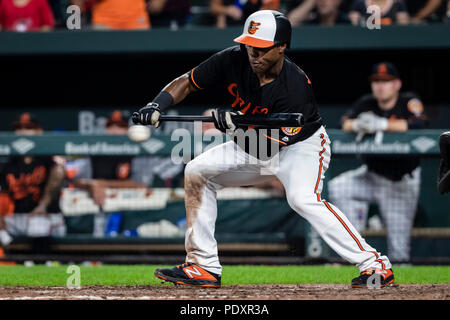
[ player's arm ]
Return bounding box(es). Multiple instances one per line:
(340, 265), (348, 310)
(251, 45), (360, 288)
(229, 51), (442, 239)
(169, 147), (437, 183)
(377, 97), (427, 132)
(161, 72), (198, 105)
(411, 0), (441, 22)
(287, 0), (316, 26)
(73, 178), (147, 206)
(342, 117), (357, 132)
(210, 0), (243, 26)
(30, 159), (65, 215)
(137, 48), (230, 127)
(87, 179), (146, 189)
(341, 98), (368, 132)
(342, 116), (408, 132)
(135, 72), (197, 127)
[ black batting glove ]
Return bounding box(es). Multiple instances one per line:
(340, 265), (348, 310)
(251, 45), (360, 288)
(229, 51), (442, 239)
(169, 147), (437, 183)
(212, 109), (240, 133)
(212, 109), (227, 133)
(137, 102), (162, 128)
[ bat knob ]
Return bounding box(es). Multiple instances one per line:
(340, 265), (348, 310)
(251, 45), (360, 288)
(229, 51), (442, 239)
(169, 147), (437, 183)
(132, 112), (141, 125)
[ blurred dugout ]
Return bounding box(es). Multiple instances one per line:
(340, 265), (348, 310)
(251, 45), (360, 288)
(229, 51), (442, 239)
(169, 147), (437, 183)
(328, 62), (428, 263)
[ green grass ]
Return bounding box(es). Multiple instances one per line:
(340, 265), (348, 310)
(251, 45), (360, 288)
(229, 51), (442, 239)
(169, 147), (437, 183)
(0, 265), (448, 286)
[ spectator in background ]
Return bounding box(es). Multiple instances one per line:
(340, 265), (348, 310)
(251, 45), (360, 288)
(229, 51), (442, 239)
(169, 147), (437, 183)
(338, 0), (355, 13)
(406, 0), (443, 23)
(327, 62), (428, 263)
(349, 0), (409, 26)
(89, 0), (150, 30)
(0, 0), (55, 31)
(0, 113), (66, 251)
(446, 0), (450, 22)
(72, 110), (147, 206)
(147, 0), (191, 29)
(71, 0), (94, 28)
(210, 0), (279, 28)
(287, 0), (351, 26)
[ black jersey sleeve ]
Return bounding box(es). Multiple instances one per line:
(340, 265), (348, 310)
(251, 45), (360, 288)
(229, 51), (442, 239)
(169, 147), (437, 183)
(342, 94), (374, 120)
(188, 47), (235, 90)
(404, 93), (428, 129)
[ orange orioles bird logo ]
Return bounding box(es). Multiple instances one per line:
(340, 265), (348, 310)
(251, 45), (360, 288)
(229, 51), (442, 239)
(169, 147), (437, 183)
(248, 20), (261, 34)
(377, 64), (388, 74)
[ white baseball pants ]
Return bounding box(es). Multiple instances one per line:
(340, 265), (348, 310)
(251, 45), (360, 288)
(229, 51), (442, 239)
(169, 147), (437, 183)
(183, 126), (392, 275)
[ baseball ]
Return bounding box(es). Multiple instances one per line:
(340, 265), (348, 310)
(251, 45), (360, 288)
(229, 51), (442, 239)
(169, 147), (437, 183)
(128, 125), (151, 142)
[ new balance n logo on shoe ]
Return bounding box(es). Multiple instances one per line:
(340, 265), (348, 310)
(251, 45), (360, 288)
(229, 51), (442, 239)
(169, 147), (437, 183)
(184, 266), (203, 279)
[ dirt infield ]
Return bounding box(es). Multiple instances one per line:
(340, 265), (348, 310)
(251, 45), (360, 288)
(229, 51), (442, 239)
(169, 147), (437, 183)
(0, 284), (448, 300)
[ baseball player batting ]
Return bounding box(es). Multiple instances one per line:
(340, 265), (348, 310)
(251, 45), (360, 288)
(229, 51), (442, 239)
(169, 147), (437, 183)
(134, 10), (394, 288)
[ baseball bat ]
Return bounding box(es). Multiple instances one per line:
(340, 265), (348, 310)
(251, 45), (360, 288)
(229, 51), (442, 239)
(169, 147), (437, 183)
(132, 112), (304, 128)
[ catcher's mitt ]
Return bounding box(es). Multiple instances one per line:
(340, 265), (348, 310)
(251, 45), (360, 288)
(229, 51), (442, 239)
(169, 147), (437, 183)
(438, 131), (450, 194)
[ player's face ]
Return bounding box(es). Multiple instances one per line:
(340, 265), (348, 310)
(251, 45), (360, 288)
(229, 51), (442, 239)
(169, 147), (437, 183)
(245, 44), (285, 73)
(371, 79), (401, 102)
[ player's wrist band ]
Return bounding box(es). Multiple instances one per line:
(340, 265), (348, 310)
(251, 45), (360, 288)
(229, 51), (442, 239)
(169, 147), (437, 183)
(153, 91), (174, 111)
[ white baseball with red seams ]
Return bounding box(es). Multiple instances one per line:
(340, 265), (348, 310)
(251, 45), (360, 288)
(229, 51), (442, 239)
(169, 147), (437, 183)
(183, 126), (392, 275)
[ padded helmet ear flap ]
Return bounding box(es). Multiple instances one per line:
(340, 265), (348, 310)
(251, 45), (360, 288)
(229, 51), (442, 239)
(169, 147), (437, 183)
(438, 132), (450, 194)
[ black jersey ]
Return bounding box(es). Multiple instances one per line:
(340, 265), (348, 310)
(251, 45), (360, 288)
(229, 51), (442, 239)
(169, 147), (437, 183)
(91, 156), (132, 180)
(344, 92), (428, 181)
(188, 45), (322, 156)
(0, 156), (60, 213)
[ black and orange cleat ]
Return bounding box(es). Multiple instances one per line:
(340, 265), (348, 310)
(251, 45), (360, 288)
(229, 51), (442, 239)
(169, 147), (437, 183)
(351, 268), (396, 288)
(155, 262), (221, 288)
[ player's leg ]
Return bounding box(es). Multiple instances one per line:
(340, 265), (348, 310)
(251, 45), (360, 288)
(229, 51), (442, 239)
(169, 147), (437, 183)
(328, 165), (374, 231)
(276, 127), (393, 287)
(376, 168), (421, 263)
(184, 140), (275, 270)
(155, 140), (275, 286)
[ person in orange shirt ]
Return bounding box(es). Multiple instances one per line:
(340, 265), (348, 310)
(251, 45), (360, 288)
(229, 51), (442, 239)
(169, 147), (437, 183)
(90, 0), (150, 30)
